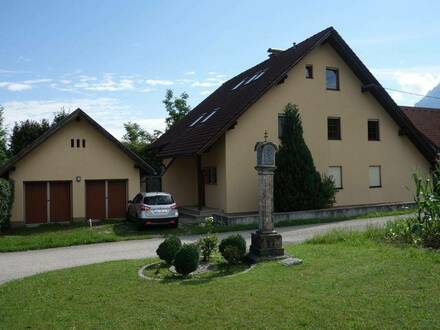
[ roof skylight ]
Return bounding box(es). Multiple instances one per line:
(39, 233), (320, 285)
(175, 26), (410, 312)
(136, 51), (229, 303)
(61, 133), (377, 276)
(201, 108), (220, 123)
(231, 78), (247, 91)
(189, 113), (205, 127)
(244, 69), (267, 85)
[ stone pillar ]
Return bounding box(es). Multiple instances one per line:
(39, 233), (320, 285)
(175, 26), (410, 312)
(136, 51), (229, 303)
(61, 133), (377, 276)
(249, 139), (285, 261)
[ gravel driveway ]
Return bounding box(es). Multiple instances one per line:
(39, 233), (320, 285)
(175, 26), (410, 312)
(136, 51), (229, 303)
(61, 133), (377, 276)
(0, 214), (411, 285)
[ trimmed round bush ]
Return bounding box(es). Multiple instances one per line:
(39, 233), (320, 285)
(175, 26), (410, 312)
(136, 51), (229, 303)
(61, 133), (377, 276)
(156, 235), (182, 264)
(219, 234), (246, 264)
(173, 244), (200, 275)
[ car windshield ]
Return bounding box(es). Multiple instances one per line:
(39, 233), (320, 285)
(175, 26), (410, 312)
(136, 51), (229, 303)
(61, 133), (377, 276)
(143, 195), (174, 205)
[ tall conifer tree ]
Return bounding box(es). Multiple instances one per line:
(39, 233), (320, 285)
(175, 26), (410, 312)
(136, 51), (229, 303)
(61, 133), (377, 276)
(274, 103), (336, 211)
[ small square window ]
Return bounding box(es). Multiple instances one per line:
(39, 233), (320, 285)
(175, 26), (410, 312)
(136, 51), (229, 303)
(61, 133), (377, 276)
(82, 139), (86, 148)
(328, 166), (343, 189)
(278, 114), (286, 139)
(328, 117), (341, 140)
(71, 139), (74, 148)
(76, 139), (80, 148)
(326, 68), (339, 90)
(305, 65), (313, 79)
(368, 120), (380, 141)
(369, 166), (382, 188)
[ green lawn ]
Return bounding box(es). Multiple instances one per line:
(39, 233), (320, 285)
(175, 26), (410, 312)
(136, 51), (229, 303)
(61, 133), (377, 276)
(0, 208), (413, 252)
(1, 229), (439, 329)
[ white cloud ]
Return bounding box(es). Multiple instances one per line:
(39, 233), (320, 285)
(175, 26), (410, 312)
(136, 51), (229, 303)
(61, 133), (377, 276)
(372, 66), (440, 105)
(184, 71), (196, 75)
(200, 90), (213, 96)
(192, 81), (220, 88)
(0, 82), (32, 91)
(145, 79), (174, 86)
(2, 98), (166, 139)
(23, 78), (52, 84)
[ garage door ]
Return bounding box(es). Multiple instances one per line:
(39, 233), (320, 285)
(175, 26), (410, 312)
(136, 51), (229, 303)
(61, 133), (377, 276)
(86, 180), (127, 220)
(25, 181), (71, 224)
(50, 181), (71, 222)
(85, 180), (106, 219)
(108, 181), (127, 218)
(25, 182), (47, 224)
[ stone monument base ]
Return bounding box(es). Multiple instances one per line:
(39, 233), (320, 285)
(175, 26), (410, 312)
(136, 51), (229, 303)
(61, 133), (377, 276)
(248, 231), (286, 262)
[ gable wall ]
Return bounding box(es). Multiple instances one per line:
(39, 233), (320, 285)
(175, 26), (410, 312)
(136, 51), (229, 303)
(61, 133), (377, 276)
(9, 119), (140, 223)
(224, 43), (430, 213)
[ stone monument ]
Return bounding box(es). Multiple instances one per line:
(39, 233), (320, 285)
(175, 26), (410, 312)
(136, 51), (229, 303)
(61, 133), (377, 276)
(249, 131), (285, 261)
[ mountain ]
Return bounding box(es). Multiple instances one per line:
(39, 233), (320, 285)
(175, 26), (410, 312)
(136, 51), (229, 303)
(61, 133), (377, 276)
(415, 83), (440, 108)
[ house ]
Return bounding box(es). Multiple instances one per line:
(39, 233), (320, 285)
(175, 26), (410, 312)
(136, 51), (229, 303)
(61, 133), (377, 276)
(0, 109), (155, 225)
(400, 106), (440, 154)
(152, 27), (438, 214)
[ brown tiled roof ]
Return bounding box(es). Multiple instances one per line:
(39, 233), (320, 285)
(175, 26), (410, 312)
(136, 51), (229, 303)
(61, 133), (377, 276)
(152, 27), (437, 165)
(401, 106), (440, 151)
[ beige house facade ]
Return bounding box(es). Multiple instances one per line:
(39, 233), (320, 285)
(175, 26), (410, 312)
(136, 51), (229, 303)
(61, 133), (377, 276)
(0, 109), (154, 225)
(155, 27), (437, 214)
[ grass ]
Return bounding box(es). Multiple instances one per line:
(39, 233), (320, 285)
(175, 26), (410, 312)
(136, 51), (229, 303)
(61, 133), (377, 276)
(0, 208), (414, 252)
(1, 229), (439, 329)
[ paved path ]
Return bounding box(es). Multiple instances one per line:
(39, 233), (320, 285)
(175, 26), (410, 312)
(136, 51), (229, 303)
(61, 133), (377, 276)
(0, 214), (412, 285)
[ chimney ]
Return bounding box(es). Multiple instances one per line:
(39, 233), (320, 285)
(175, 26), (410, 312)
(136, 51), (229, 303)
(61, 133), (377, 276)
(267, 48), (284, 58)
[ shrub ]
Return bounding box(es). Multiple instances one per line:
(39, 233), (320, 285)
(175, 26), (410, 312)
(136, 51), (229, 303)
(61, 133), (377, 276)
(156, 235), (182, 264)
(385, 162), (440, 249)
(197, 234), (218, 262)
(0, 179), (14, 232)
(219, 234), (246, 264)
(173, 243), (200, 275)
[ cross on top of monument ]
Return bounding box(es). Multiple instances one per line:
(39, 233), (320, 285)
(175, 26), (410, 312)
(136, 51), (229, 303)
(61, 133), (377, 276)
(264, 130), (268, 142)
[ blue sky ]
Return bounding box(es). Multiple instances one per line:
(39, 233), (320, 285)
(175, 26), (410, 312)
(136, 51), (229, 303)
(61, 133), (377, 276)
(1, 0), (439, 138)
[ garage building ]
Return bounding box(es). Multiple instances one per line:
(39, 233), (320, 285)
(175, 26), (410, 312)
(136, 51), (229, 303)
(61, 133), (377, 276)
(0, 109), (155, 225)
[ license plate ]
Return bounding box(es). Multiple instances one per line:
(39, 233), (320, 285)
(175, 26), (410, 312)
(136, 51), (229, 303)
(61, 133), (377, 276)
(154, 209), (168, 214)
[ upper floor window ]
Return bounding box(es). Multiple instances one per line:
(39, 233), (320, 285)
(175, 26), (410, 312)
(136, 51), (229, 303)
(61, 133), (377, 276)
(369, 166), (382, 188)
(328, 166), (343, 189)
(305, 65), (313, 79)
(278, 114), (286, 139)
(328, 117), (341, 140)
(368, 120), (380, 141)
(326, 67), (339, 90)
(71, 139), (74, 148)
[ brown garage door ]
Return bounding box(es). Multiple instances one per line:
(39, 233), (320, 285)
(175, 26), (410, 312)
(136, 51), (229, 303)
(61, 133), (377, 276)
(86, 180), (106, 219)
(50, 181), (71, 222)
(108, 180), (127, 218)
(25, 182), (47, 224)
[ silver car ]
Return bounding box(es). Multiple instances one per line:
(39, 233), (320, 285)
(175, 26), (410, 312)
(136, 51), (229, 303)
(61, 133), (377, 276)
(127, 192), (179, 228)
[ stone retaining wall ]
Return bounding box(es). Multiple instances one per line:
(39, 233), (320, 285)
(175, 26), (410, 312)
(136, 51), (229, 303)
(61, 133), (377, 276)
(213, 202), (415, 226)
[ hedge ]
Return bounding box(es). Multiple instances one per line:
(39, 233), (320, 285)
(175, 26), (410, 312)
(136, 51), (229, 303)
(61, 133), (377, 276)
(0, 179), (14, 231)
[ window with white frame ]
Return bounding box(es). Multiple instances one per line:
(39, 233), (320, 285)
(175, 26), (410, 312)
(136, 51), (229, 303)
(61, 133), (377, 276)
(328, 166), (342, 189)
(369, 166), (382, 188)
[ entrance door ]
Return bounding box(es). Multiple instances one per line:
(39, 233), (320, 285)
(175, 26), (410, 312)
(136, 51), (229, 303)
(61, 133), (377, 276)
(50, 181), (71, 222)
(85, 180), (106, 219)
(25, 182), (47, 224)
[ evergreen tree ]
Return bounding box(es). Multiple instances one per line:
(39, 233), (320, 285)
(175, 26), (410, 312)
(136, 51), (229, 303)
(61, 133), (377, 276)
(274, 103), (336, 211)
